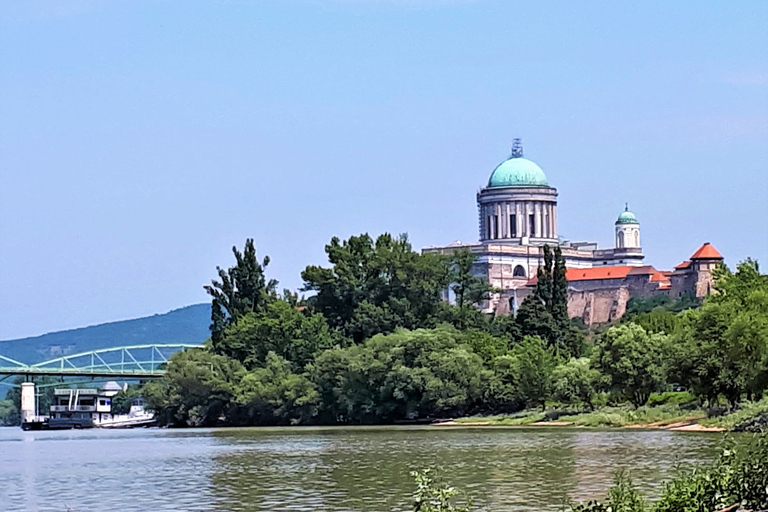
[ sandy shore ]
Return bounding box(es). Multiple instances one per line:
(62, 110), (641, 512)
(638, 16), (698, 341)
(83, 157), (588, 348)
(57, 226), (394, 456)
(433, 419), (725, 431)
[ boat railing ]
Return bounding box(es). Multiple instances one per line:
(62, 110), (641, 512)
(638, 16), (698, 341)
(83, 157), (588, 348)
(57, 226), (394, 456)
(51, 405), (96, 412)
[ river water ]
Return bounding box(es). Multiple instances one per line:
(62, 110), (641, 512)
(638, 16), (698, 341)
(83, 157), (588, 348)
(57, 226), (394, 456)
(0, 426), (723, 512)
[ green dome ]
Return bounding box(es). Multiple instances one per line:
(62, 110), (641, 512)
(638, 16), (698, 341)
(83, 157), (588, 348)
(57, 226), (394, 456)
(488, 156), (548, 188)
(616, 207), (638, 224)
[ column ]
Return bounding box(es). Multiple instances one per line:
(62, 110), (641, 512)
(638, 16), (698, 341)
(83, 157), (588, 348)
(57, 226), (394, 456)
(500, 203), (507, 238)
(546, 204), (553, 239)
(21, 382), (35, 423)
(505, 203), (511, 238)
(550, 204), (555, 239)
(520, 203), (526, 237)
(552, 205), (558, 240)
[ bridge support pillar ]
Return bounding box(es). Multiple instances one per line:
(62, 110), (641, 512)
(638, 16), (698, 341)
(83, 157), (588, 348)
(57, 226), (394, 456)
(20, 382), (35, 423)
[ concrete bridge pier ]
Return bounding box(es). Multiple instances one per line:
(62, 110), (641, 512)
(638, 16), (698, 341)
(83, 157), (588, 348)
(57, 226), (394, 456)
(20, 382), (35, 422)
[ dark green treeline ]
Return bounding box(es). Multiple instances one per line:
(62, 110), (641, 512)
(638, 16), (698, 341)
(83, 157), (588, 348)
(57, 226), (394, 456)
(142, 235), (768, 427)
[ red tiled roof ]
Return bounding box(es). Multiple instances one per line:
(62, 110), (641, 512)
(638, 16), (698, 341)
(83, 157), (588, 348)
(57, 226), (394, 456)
(528, 266), (635, 285)
(565, 266), (634, 282)
(690, 242), (723, 260)
(650, 272), (669, 283)
(627, 265), (657, 276)
(674, 260), (692, 270)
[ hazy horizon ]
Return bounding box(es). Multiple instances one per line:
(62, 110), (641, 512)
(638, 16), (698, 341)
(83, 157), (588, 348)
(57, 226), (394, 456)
(2, 1), (766, 340)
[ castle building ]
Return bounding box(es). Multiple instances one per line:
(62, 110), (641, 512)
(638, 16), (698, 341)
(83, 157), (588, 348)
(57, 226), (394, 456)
(422, 140), (723, 325)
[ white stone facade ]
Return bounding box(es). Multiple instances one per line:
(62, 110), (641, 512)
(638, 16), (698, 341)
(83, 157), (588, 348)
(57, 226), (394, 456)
(423, 142), (645, 314)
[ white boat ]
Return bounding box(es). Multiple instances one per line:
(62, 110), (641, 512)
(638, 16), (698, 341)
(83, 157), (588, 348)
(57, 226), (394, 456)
(38, 382), (156, 430)
(95, 401), (156, 429)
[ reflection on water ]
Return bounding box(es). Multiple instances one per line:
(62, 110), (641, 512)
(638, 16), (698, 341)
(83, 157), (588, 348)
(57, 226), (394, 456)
(0, 426), (721, 512)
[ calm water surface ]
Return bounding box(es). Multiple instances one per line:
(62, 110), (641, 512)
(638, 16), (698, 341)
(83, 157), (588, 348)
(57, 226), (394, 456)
(0, 426), (723, 511)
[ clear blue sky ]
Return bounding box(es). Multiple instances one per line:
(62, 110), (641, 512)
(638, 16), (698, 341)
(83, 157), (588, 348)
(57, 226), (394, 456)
(1, 1), (766, 340)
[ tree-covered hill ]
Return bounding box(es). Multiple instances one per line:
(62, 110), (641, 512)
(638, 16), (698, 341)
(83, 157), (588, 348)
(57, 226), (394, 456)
(0, 304), (210, 364)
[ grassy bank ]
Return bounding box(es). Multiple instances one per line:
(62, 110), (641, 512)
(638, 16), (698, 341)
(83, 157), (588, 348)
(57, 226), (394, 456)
(452, 397), (768, 431)
(701, 396), (768, 429)
(453, 404), (704, 428)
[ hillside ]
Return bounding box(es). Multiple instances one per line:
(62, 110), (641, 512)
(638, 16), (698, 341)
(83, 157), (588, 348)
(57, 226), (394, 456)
(0, 304), (211, 364)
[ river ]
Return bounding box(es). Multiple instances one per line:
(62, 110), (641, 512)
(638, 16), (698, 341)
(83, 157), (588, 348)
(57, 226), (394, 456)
(0, 426), (723, 511)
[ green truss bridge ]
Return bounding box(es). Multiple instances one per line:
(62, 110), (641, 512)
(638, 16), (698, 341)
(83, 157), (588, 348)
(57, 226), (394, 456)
(0, 344), (204, 382)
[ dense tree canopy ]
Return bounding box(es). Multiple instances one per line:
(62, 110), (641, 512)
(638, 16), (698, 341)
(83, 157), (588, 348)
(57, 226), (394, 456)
(310, 327), (491, 423)
(219, 300), (337, 370)
(670, 260), (768, 406)
(127, 234), (767, 429)
(507, 336), (558, 410)
(596, 323), (668, 408)
(235, 352), (319, 425)
(302, 233), (452, 343)
(144, 349), (245, 427)
(552, 357), (602, 409)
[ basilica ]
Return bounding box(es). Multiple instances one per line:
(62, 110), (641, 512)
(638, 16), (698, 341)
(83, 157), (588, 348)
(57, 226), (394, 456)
(422, 140), (723, 325)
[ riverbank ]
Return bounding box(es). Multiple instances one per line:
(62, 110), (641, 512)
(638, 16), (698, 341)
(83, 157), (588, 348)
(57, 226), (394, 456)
(445, 398), (768, 432)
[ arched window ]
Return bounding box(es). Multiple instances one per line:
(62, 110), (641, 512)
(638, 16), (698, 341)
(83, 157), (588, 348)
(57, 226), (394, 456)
(634, 232), (639, 247)
(513, 265), (526, 278)
(617, 231), (625, 248)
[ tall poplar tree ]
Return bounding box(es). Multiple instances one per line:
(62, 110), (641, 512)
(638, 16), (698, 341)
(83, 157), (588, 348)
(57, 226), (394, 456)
(204, 239), (278, 350)
(516, 245), (583, 357)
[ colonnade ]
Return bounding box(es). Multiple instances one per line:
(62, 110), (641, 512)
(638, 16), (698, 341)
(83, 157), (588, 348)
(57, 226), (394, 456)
(481, 200), (557, 241)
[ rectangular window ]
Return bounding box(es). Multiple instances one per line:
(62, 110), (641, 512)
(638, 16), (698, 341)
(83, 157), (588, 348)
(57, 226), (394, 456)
(494, 215), (499, 239)
(510, 214), (516, 237)
(529, 214), (535, 237)
(487, 216), (492, 239)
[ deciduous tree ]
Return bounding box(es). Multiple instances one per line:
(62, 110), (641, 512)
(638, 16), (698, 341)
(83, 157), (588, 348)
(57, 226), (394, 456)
(302, 233), (451, 343)
(220, 300), (337, 370)
(596, 323), (668, 408)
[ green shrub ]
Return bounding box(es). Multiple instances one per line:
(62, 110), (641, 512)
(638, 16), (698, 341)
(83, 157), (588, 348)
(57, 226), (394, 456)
(572, 434), (768, 512)
(411, 469), (473, 512)
(570, 471), (645, 512)
(646, 391), (695, 407)
(702, 397), (768, 429)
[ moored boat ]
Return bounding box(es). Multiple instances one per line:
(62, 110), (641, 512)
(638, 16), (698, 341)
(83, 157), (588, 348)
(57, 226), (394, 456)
(41, 382), (155, 430)
(95, 400), (155, 428)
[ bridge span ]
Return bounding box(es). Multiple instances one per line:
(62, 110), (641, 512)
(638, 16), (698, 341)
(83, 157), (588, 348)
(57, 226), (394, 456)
(1, 343), (205, 425)
(0, 343), (204, 381)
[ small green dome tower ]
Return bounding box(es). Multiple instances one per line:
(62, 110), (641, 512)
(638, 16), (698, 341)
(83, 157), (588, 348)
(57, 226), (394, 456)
(616, 204), (638, 224)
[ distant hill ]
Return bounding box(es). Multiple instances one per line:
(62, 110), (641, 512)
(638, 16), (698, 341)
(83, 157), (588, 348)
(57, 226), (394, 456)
(0, 304), (211, 364)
